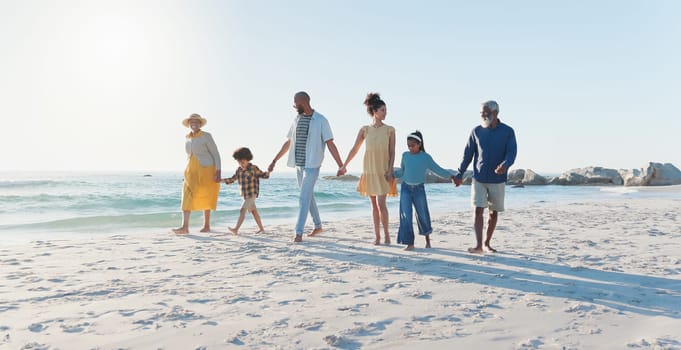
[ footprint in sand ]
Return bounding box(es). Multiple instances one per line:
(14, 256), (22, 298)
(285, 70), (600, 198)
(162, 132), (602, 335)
(60, 322), (91, 333)
(412, 315), (436, 323)
(28, 323), (46, 332)
(564, 303), (598, 316)
(323, 334), (362, 348)
(187, 298), (218, 304)
(353, 287), (378, 297)
(337, 303), (369, 312)
(119, 309), (148, 317)
(226, 330), (248, 345)
(382, 281), (409, 292)
(0, 305), (18, 313)
(271, 318), (289, 329)
(408, 290), (432, 299)
(514, 337), (546, 349)
(627, 337), (681, 349)
(163, 305), (202, 322)
(294, 320), (325, 331)
(20, 342), (49, 350)
(2, 259), (20, 266)
(436, 315), (462, 323)
(377, 297), (400, 305)
(347, 319), (394, 337)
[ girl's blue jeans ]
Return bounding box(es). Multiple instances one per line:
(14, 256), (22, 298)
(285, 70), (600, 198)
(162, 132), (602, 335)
(397, 182), (432, 245)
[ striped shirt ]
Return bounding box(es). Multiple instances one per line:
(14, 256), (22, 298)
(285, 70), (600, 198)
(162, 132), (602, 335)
(294, 115), (312, 166)
(224, 164), (269, 198)
(285, 111), (334, 168)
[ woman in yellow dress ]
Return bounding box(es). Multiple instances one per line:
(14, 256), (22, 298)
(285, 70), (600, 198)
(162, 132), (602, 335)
(338, 93), (397, 245)
(173, 113), (222, 234)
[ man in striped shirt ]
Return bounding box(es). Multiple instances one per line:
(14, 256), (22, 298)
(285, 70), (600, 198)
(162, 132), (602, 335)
(269, 91), (345, 243)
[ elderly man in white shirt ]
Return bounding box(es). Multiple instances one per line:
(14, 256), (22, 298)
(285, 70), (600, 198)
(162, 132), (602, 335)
(269, 91), (344, 243)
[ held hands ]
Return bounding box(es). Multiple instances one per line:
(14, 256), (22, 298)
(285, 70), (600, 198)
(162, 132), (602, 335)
(452, 176), (463, 187)
(268, 161), (276, 173)
(384, 171), (394, 182)
(337, 166), (347, 177)
(495, 164), (507, 175)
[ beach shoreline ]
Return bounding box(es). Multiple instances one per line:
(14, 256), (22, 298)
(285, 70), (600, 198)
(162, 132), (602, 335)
(1, 196), (680, 349)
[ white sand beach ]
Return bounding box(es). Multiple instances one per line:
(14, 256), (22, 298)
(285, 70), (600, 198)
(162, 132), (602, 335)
(1, 196), (680, 349)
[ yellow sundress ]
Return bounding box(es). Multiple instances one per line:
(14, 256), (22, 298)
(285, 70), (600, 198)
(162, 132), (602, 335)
(357, 124), (398, 197)
(181, 154), (220, 211)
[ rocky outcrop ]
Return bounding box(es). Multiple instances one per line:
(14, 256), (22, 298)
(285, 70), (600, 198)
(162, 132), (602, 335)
(551, 167), (623, 186)
(392, 168), (463, 184)
(507, 169), (548, 186)
(425, 169), (457, 183)
(322, 175), (359, 181)
(331, 162), (681, 187)
(550, 163), (681, 186)
(619, 162), (681, 186)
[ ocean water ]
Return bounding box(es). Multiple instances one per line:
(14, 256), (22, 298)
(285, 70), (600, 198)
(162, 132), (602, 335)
(0, 171), (667, 241)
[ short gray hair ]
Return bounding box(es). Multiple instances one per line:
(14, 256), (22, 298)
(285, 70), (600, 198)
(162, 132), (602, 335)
(482, 100), (499, 113)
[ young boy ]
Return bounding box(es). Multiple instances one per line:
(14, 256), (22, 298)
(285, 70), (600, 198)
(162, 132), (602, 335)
(223, 147), (269, 234)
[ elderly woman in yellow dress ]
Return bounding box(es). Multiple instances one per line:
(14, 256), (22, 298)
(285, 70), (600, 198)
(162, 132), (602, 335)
(173, 113), (222, 234)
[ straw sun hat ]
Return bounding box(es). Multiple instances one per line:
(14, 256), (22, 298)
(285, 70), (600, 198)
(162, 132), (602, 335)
(182, 113), (207, 128)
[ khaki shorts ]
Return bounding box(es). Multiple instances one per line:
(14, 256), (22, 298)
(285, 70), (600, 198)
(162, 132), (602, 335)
(241, 197), (256, 211)
(471, 180), (505, 212)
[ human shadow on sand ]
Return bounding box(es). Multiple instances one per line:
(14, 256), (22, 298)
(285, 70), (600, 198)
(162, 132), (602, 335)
(246, 235), (681, 319)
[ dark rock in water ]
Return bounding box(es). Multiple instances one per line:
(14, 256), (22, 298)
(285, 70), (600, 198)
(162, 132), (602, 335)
(143, 174), (152, 177)
(512, 184), (525, 188)
(322, 175), (359, 181)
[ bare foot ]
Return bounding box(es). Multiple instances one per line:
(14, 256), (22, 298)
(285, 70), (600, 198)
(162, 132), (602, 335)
(228, 227), (238, 235)
(172, 227), (188, 234)
(373, 239), (381, 245)
(425, 242), (431, 248)
(294, 235), (303, 243)
(485, 245), (497, 253)
(308, 227), (323, 237)
(404, 245), (415, 251)
(255, 229), (265, 234)
(200, 227), (210, 233)
(468, 247), (484, 254)
(384, 236), (391, 245)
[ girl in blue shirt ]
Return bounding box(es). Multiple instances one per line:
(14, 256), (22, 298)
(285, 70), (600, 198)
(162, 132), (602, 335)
(394, 131), (457, 250)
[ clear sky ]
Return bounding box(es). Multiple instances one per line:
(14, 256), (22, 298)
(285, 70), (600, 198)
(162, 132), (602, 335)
(2, 1), (680, 175)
